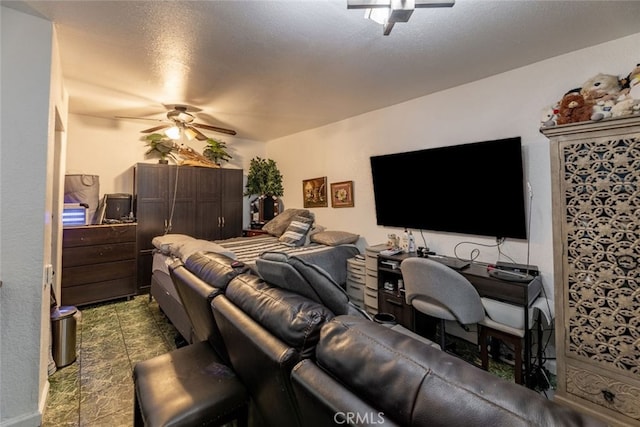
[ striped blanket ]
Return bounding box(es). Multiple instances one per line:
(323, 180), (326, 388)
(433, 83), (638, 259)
(215, 235), (359, 285)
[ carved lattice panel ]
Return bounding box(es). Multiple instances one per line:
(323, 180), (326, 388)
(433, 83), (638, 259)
(561, 136), (640, 375)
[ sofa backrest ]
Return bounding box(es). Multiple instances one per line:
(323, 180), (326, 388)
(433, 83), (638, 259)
(184, 251), (250, 288)
(212, 273), (334, 426)
(170, 252), (249, 360)
(256, 251), (369, 318)
(292, 316), (606, 427)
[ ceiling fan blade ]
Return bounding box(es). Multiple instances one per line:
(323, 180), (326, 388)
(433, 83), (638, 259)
(141, 124), (171, 133)
(191, 122), (237, 136)
(189, 126), (209, 141)
(115, 115), (166, 123)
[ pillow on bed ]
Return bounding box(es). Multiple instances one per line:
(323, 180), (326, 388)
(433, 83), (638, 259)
(278, 216), (314, 247)
(305, 224), (326, 246)
(262, 208), (314, 237)
(151, 234), (195, 254)
(310, 230), (359, 246)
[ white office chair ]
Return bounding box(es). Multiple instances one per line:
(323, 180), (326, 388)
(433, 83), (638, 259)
(401, 257), (527, 384)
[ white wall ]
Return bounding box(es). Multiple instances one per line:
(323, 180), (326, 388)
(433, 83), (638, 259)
(0, 7), (57, 426)
(65, 114), (267, 226)
(268, 32), (640, 304)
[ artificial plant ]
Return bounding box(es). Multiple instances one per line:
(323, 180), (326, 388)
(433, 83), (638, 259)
(244, 157), (284, 197)
(202, 138), (232, 165)
(143, 133), (176, 163)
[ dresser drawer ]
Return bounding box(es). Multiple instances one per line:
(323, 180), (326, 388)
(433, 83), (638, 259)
(365, 272), (378, 291)
(566, 364), (640, 421)
(364, 287), (378, 307)
(62, 277), (136, 307)
(347, 258), (366, 274)
(347, 280), (365, 299)
(62, 242), (135, 267)
(346, 271), (365, 284)
(63, 224), (136, 247)
(62, 260), (136, 288)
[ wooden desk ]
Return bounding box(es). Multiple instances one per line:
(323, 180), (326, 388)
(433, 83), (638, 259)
(377, 252), (542, 388)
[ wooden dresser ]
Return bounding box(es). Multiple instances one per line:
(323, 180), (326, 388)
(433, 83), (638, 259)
(61, 223), (137, 306)
(542, 116), (640, 426)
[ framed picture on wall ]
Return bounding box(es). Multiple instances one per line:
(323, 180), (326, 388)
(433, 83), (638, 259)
(330, 181), (354, 208)
(302, 177), (328, 208)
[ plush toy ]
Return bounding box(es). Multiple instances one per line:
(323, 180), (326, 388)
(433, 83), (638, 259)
(556, 92), (593, 125)
(610, 63), (640, 118)
(580, 73), (622, 103)
(610, 98), (638, 118)
(540, 104), (559, 128)
(591, 99), (616, 121)
(629, 64), (640, 99)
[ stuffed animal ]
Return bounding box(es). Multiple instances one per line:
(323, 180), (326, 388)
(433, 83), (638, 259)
(591, 99), (616, 121)
(610, 96), (640, 118)
(624, 63), (640, 99)
(580, 73), (622, 103)
(556, 92), (593, 125)
(610, 63), (640, 118)
(540, 104), (559, 128)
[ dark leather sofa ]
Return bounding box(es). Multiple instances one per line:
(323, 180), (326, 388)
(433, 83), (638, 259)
(135, 251), (605, 427)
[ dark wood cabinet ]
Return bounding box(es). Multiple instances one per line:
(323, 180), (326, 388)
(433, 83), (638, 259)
(133, 163), (243, 293)
(61, 224), (137, 306)
(378, 289), (413, 329)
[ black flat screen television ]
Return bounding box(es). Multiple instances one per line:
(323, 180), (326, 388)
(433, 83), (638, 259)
(370, 137), (527, 239)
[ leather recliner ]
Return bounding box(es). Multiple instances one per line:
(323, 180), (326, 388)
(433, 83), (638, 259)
(291, 316), (606, 427)
(132, 252), (250, 427)
(212, 272), (335, 426)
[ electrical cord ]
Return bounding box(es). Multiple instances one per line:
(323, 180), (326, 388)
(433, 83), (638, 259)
(165, 163), (180, 235)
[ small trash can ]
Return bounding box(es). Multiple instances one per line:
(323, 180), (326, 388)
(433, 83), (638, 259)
(51, 306), (78, 368)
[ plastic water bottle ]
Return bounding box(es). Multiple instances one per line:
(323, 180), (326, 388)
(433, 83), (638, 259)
(408, 230), (416, 253)
(400, 229), (409, 253)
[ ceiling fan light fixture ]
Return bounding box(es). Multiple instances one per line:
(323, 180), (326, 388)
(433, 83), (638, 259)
(184, 127), (198, 141)
(348, 0), (454, 35)
(365, 7), (389, 25)
(165, 126), (181, 140)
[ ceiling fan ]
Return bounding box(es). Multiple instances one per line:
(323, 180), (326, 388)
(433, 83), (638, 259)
(117, 104), (236, 140)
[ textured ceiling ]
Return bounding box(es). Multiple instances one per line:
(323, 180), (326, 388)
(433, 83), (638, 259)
(4, 0), (640, 141)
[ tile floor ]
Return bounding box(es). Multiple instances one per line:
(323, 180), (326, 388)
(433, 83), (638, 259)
(42, 295), (553, 426)
(42, 296), (178, 427)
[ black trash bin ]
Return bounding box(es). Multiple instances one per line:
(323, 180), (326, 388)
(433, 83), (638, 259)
(51, 306), (78, 368)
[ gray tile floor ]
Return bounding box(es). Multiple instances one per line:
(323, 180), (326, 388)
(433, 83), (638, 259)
(42, 294), (553, 426)
(43, 296), (178, 426)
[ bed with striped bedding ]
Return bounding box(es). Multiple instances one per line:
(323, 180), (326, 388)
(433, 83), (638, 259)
(214, 235), (359, 285)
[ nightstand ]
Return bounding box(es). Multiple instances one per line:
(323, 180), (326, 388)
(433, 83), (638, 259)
(242, 229), (270, 237)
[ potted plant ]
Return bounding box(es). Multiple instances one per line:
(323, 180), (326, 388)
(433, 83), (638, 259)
(203, 138), (232, 166)
(244, 157), (284, 227)
(143, 133), (176, 163)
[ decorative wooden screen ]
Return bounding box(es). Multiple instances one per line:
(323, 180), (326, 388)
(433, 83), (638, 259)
(559, 136), (639, 374)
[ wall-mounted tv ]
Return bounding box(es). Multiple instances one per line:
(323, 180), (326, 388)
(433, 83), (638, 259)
(370, 137), (527, 239)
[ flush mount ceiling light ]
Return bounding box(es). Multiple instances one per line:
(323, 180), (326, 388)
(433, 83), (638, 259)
(348, 0), (455, 35)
